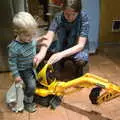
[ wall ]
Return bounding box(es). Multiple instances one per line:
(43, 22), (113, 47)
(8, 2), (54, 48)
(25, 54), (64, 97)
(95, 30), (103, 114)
(82, 0), (100, 53)
(100, 0), (120, 43)
(0, 0), (28, 71)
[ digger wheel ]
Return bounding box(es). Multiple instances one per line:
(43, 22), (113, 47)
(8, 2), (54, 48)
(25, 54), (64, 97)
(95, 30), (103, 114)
(89, 87), (102, 104)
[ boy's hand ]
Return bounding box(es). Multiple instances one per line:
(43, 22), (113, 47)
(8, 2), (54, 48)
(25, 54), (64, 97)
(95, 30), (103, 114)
(15, 76), (23, 83)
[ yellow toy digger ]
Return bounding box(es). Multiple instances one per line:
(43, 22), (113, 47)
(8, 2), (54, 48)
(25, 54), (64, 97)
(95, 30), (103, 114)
(34, 64), (120, 108)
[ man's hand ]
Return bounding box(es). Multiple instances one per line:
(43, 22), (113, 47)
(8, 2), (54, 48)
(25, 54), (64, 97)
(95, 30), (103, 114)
(33, 53), (45, 68)
(47, 52), (64, 65)
(36, 35), (48, 43)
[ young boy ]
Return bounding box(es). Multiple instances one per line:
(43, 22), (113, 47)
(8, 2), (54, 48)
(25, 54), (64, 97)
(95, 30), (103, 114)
(8, 12), (46, 112)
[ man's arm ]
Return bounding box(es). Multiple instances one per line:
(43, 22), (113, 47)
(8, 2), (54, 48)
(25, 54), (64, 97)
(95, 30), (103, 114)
(47, 36), (87, 64)
(33, 31), (55, 67)
(60, 36), (87, 58)
(34, 13), (60, 66)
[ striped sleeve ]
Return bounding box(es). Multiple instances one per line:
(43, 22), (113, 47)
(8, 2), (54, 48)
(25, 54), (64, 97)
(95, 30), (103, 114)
(8, 46), (20, 78)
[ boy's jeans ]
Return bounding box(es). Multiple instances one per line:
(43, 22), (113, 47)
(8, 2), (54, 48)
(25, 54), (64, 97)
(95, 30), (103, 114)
(19, 69), (36, 104)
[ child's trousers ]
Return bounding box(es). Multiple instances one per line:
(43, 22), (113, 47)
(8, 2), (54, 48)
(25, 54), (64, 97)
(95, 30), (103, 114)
(19, 69), (36, 104)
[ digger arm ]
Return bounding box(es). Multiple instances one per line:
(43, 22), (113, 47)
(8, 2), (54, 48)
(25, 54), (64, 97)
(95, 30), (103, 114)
(35, 73), (120, 95)
(35, 64), (120, 104)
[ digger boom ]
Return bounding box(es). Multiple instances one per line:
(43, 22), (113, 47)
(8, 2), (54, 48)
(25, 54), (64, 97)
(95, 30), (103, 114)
(35, 64), (120, 104)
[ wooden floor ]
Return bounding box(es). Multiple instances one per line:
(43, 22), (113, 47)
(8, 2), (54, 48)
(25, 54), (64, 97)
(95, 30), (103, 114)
(0, 44), (120, 120)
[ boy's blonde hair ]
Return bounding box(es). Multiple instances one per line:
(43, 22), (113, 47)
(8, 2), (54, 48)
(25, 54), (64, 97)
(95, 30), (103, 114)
(13, 12), (38, 35)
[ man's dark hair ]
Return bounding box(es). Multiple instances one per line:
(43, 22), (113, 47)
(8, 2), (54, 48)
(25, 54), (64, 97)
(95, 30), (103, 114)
(61, 0), (82, 12)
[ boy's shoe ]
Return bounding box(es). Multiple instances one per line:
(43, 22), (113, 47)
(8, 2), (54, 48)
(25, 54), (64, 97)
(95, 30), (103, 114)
(24, 103), (36, 113)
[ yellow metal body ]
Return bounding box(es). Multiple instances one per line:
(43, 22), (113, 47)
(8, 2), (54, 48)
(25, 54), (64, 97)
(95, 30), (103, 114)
(35, 64), (120, 104)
